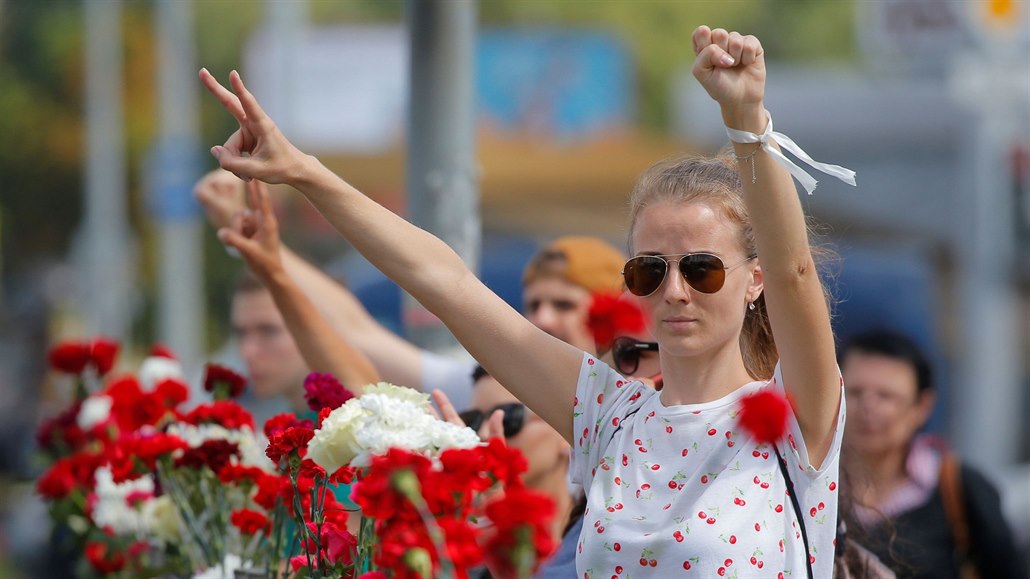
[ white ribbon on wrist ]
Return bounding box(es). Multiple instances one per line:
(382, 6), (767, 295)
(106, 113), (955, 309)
(725, 111), (857, 195)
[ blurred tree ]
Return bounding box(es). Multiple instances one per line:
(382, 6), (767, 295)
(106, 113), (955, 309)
(0, 0), (84, 280)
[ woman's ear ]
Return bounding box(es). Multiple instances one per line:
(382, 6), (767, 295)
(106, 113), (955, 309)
(748, 260), (764, 302)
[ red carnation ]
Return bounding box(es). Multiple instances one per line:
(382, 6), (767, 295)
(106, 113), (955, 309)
(218, 464), (267, 486)
(231, 508), (270, 535)
(153, 379), (189, 409)
(587, 292), (646, 351)
(105, 432), (188, 481)
(263, 412), (313, 439)
(85, 541), (126, 574)
(36, 459), (78, 499)
(479, 437), (529, 486)
(353, 449), (432, 521)
(175, 439), (240, 472)
(48, 340), (91, 374)
(181, 401), (255, 430)
(303, 372), (354, 412)
(203, 363), (247, 399)
(737, 389), (791, 444)
(484, 485), (557, 577)
(253, 473), (291, 511)
(89, 338), (120, 376)
(36, 451), (104, 499)
(375, 520), (436, 576)
(330, 465), (356, 485)
(265, 426), (315, 465)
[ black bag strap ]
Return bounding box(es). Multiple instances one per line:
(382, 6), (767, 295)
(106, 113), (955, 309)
(776, 444), (814, 579)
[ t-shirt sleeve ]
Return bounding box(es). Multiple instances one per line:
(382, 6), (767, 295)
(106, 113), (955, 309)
(419, 351), (476, 413)
(771, 361), (846, 478)
(569, 352), (650, 492)
(770, 362), (846, 574)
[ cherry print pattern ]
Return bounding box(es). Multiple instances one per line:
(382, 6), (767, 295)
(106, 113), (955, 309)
(571, 354), (845, 577)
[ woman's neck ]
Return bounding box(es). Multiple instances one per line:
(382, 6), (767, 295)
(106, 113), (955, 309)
(657, 341), (755, 406)
(846, 447), (910, 508)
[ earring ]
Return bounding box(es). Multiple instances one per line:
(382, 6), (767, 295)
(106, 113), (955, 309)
(748, 301), (756, 311)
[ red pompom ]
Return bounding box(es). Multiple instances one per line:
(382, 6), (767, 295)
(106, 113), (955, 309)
(587, 293), (646, 350)
(737, 389), (790, 444)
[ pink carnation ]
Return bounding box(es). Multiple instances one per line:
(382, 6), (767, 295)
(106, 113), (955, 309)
(303, 372), (354, 412)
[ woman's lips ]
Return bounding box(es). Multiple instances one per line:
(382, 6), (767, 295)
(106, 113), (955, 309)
(662, 316), (697, 330)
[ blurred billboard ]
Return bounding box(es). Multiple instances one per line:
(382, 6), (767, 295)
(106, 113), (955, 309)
(244, 26), (633, 153)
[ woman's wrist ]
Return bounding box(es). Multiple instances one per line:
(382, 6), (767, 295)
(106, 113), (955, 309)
(721, 104), (767, 135)
(287, 151), (322, 190)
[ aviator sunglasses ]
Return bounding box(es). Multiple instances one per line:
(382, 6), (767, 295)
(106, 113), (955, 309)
(458, 402), (527, 438)
(622, 253), (757, 297)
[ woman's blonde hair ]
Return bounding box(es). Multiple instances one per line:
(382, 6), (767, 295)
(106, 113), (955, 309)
(627, 152), (836, 380)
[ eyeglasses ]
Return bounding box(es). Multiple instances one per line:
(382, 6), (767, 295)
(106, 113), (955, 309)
(458, 402), (527, 438)
(622, 253), (757, 297)
(611, 336), (659, 375)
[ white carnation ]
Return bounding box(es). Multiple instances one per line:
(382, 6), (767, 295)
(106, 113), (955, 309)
(138, 356), (184, 392)
(308, 383), (480, 470)
(427, 419), (482, 451)
(306, 401), (364, 473)
(76, 395), (113, 431)
(148, 495), (182, 544)
(362, 382), (431, 409)
(91, 467), (158, 536)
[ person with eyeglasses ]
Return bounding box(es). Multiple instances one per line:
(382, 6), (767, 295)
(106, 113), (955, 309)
(461, 367), (573, 554)
(840, 330), (1026, 579)
(200, 25), (854, 577)
(609, 336), (659, 379)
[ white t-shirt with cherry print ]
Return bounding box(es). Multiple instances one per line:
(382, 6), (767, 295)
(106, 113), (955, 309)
(570, 353), (845, 579)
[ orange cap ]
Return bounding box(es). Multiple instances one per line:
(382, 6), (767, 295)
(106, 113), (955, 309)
(522, 236), (626, 294)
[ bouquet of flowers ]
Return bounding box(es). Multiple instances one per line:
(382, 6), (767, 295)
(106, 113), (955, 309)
(267, 379), (557, 579)
(37, 337), (283, 578)
(36, 339), (557, 579)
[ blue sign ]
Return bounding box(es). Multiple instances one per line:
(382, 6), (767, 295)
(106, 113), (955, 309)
(145, 137), (203, 222)
(476, 30), (634, 140)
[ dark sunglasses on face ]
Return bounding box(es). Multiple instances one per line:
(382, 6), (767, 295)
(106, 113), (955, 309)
(611, 336), (660, 376)
(458, 402), (527, 438)
(622, 253), (757, 297)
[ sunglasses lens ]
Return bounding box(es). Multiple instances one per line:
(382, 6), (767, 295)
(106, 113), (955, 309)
(459, 409), (484, 432)
(612, 339), (639, 375)
(680, 254), (726, 294)
(624, 257), (668, 296)
(500, 403), (526, 438)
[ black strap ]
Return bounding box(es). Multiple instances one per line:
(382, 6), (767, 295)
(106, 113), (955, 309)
(776, 444), (814, 579)
(605, 405), (643, 446)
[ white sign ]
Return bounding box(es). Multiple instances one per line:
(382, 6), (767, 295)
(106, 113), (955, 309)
(244, 25), (408, 154)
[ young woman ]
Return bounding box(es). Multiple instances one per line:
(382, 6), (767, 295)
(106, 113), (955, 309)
(201, 26), (851, 577)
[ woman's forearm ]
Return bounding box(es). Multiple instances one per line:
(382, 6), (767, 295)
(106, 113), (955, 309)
(263, 265), (380, 391)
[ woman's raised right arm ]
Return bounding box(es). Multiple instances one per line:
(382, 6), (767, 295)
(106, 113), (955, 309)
(200, 69), (582, 441)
